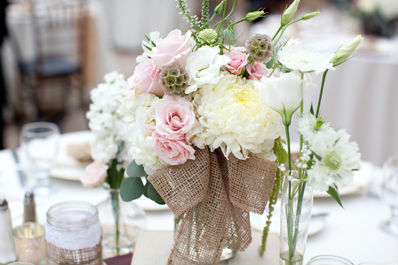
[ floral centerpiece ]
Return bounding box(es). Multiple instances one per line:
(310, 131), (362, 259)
(85, 0), (363, 264)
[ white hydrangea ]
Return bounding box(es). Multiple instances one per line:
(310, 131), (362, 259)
(118, 89), (166, 173)
(87, 72), (128, 164)
(278, 44), (334, 74)
(192, 73), (283, 160)
(307, 128), (361, 191)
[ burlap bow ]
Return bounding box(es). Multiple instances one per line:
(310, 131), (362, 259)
(148, 147), (277, 265)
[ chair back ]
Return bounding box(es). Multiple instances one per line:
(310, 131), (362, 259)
(30, 0), (88, 68)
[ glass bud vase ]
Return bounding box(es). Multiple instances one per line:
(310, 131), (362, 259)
(174, 216), (236, 262)
(99, 186), (146, 258)
(280, 178), (313, 265)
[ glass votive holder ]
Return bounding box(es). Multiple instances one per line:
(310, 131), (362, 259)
(45, 201), (102, 265)
(13, 222), (46, 265)
(307, 255), (354, 265)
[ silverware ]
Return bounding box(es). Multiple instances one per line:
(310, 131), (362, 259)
(11, 149), (27, 187)
(311, 212), (329, 219)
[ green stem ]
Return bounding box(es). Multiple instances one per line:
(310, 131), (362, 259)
(290, 181), (306, 260)
(272, 25), (283, 41)
(111, 191), (120, 256)
(315, 70), (328, 118)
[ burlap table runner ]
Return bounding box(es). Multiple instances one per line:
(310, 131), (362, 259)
(148, 147), (277, 265)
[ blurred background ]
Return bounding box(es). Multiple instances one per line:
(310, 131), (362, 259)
(0, 0), (397, 166)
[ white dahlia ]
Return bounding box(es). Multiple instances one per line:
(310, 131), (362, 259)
(192, 74), (283, 160)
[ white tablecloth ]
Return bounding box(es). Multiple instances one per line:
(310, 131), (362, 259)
(0, 133), (397, 264)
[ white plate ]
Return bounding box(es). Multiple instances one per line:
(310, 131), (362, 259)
(134, 196), (169, 211)
(50, 131), (93, 181)
(314, 161), (372, 198)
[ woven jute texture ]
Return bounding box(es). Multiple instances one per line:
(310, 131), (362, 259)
(46, 241), (102, 265)
(148, 147), (277, 265)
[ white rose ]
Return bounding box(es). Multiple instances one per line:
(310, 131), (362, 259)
(185, 46), (230, 94)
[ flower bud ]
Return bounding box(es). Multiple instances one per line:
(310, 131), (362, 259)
(214, 0), (225, 15)
(245, 10), (265, 22)
(301, 11), (320, 20)
(331, 35), (363, 66)
(198, 28), (218, 44)
(281, 0), (300, 26)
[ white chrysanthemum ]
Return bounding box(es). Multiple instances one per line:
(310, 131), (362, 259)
(278, 44), (334, 74)
(297, 114), (330, 143)
(118, 89), (166, 173)
(307, 128), (361, 191)
(185, 46), (230, 94)
(192, 74), (283, 160)
(87, 72), (128, 164)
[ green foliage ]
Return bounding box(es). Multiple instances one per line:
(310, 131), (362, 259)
(120, 177), (144, 201)
(144, 181), (166, 205)
(106, 159), (125, 189)
(327, 186), (344, 208)
(126, 160), (147, 178)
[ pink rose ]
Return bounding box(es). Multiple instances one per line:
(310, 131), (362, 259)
(149, 29), (192, 68)
(155, 95), (195, 140)
(153, 132), (195, 165)
(81, 162), (108, 187)
(224, 47), (248, 75)
(128, 59), (163, 96)
(247, 62), (270, 80)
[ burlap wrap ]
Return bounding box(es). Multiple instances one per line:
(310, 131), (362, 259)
(46, 241), (102, 265)
(148, 147), (277, 265)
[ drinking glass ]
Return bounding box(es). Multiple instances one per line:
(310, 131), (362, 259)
(20, 122), (60, 197)
(380, 155), (398, 237)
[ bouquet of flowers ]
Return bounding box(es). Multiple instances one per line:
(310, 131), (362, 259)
(85, 0), (363, 264)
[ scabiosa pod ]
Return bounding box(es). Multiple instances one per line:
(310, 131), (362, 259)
(159, 66), (189, 96)
(245, 34), (273, 62)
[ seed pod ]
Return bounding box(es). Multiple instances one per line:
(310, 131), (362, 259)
(159, 67), (189, 96)
(245, 34), (273, 62)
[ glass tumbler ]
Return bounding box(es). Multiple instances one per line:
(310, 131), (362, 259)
(20, 122), (60, 197)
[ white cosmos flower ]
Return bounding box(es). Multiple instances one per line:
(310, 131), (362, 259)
(185, 46), (230, 94)
(307, 128), (361, 191)
(258, 72), (304, 124)
(278, 44), (334, 74)
(192, 74), (283, 160)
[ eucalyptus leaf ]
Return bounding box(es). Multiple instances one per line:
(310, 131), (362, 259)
(126, 160), (147, 178)
(120, 177), (144, 202)
(144, 181), (165, 205)
(327, 186), (343, 208)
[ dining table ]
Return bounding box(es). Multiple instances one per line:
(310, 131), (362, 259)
(0, 131), (397, 265)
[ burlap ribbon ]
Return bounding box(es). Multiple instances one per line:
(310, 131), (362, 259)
(46, 241), (102, 265)
(148, 147), (277, 265)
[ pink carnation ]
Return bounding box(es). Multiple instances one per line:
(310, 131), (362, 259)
(149, 29), (192, 68)
(128, 59), (163, 96)
(155, 95), (195, 140)
(247, 62), (271, 80)
(81, 162), (108, 187)
(224, 47), (248, 75)
(153, 132), (195, 165)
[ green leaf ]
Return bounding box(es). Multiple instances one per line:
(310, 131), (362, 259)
(327, 186), (344, 208)
(310, 104), (314, 115)
(120, 177), (144, 202)
(144, 181), (165, 205)
(273, 137), (288, 164)
(126, 160), (147, 178)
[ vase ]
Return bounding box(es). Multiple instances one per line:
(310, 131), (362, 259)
(280, 178), (313, 265)
(174, 216), (236, 262)
(99, 186), (146, 258)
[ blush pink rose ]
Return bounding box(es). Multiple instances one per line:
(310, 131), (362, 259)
(155, 95), (195, 140)
(149, 29), (192, 68)
(153, 132), (195, 165)
(128, 59), (163, 96)
(224, 47), (248, 75)
(81, 162), (108, 187)
(247, 62), (271, 80)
